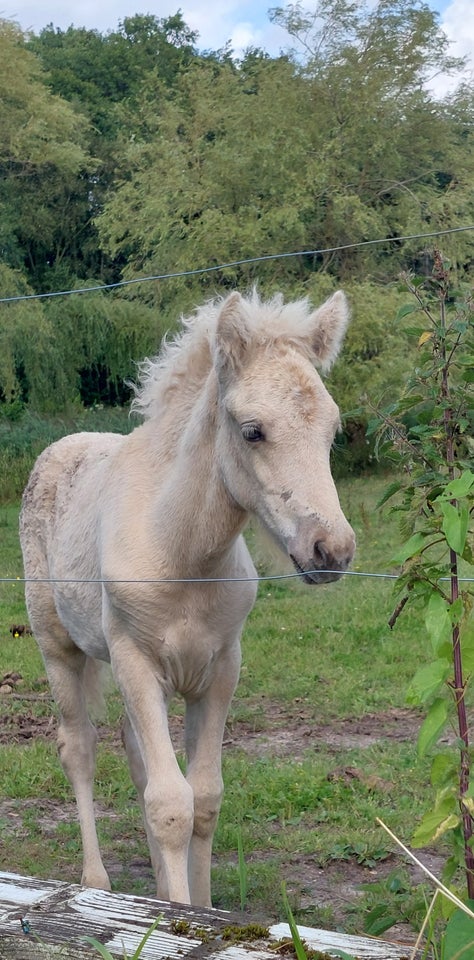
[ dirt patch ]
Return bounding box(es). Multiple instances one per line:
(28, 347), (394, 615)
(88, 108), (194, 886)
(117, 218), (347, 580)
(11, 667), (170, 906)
(0, 693), (423, 753)
(223, 703), (422, 758)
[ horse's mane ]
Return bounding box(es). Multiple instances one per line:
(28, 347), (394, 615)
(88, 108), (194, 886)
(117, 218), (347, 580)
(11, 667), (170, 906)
(131, 289), (320, 421)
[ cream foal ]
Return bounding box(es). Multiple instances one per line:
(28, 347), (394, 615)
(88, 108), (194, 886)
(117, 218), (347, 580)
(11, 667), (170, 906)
(20, 289), (355, 907)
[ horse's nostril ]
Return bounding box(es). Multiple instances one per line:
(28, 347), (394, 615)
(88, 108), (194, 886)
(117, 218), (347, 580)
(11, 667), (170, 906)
(314, 540), (328, 566)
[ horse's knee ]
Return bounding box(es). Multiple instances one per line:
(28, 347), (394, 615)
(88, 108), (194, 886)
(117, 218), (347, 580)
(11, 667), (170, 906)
(144, 778), (194, 851)
(192, 784), (223, 840)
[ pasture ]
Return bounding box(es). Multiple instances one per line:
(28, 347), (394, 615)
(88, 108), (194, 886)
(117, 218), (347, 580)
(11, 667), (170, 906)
(0, 472), (439, 940)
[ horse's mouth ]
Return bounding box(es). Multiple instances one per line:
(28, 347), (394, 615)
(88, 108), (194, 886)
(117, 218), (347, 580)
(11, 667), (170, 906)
(290, 554), (345, 585)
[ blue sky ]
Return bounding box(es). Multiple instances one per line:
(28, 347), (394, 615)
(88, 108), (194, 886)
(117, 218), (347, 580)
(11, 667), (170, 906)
(2, 0), (473, 73)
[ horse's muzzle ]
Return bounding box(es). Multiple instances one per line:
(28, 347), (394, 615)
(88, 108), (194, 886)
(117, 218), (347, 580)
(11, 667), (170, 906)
(290, 554), (348, 584)
(289, 528), (356, 585)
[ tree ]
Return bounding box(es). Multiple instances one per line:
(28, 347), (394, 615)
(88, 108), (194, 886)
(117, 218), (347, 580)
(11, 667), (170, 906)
(269, 0), (474, 276)
(97, 52), (318, 316)
(0, 265), (58, 411)
(28, 14), (199, 140)
(0, 20), (93, 287)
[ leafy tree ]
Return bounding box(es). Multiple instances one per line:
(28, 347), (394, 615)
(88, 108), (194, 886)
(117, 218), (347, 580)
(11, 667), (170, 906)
(28, 13), (199, 140)
(0, 265), (58, 411)
(0, 20), (93, 287)
(97, 53), (316, 316)
(269, 0), (474, 276)
(96, 2), (473, 447)
(42, 291), (163, 407)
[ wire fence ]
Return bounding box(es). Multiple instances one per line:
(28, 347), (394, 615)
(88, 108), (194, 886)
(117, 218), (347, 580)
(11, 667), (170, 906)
(1, 224), (473, 305)
(1, 570), (473, 584)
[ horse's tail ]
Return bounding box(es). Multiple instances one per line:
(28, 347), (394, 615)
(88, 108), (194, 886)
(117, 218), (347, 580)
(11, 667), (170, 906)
(84, 657), (112, 720)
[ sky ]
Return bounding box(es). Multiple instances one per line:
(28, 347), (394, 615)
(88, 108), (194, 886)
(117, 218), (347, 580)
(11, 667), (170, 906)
(2, 0), (474, 74)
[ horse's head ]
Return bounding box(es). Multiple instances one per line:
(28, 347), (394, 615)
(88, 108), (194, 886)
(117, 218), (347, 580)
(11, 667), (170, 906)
(213, 290), (356, 583)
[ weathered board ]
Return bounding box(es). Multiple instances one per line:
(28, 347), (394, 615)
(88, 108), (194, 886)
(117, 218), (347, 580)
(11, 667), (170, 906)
(0, 871), (414, 960)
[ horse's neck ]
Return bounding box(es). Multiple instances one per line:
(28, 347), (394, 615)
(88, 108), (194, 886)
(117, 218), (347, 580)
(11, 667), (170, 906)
(144, 377), (247, 577)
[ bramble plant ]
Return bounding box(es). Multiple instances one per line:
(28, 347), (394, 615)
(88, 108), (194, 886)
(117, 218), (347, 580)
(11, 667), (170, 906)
(369, 253), (474, 906)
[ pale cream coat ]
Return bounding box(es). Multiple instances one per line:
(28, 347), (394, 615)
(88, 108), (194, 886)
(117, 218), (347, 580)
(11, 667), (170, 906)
(20, 289), (355, 907)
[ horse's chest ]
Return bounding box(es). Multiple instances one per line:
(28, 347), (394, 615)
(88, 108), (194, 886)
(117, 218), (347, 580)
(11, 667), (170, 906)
(104, 584), (253, 698)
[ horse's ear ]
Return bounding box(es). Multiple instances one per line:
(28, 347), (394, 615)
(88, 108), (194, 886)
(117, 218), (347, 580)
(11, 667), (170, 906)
(213, 292), (251, 384)
(309, 291), (350, 373)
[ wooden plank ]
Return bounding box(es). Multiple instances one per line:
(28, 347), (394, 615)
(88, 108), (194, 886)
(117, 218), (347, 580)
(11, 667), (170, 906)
(270, 922), (413, 959)
(0, 872), (416, 960)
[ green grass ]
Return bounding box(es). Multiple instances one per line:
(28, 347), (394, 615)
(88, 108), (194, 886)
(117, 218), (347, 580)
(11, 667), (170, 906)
(0, 471), (452, 935)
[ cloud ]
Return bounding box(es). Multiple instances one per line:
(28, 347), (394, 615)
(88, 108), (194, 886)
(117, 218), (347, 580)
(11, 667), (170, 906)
(440, 0), (474, 66)
(3, 0), (292, 60)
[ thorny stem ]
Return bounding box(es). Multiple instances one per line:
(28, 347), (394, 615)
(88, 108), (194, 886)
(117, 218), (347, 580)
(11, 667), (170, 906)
(434, 249), (474, 900)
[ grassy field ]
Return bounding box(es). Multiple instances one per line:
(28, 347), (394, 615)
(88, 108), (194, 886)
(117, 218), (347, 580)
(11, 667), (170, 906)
(0, 472), (446, 939)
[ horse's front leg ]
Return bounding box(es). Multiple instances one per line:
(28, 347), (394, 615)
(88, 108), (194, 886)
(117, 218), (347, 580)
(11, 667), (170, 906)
(185, 644), (241, 907)
(109, 635), (194, 904)
(122, 712), (169, 899)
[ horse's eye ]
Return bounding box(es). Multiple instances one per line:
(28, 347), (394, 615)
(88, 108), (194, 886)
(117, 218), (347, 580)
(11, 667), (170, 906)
(241, 423), (265, 443)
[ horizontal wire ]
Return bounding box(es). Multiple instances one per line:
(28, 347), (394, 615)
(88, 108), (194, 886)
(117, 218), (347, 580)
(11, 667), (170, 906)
(1, 224), (473, 305)
(1, 571), (473, 584)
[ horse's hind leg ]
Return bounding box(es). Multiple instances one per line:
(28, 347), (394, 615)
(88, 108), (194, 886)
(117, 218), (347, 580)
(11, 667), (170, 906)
(35, 623), (110, 890)
(122, 713), (169, 899)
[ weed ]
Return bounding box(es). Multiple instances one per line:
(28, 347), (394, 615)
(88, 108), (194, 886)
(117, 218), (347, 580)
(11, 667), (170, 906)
(237, 826), (248, 911)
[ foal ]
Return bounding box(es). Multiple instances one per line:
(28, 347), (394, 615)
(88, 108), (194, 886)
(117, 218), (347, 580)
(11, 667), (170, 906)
(20, 289), (355, 906)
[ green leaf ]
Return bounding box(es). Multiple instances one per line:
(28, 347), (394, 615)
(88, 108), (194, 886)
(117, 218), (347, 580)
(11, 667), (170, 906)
(391, 532), (426, 564)
(461, 619), (474, 674)
(443, 907), (474, 960)
(417, 697), (449, 756)
(396, 302), (419, 320)
(364, 904), (399, 937)
(412, 793), (459, 847)
(441, 470), (474, 499)
(81, 938), (115, 960)
(376, 480), (402, 508)
(407, 660), (450, 705)
(425, 592), (451, 654)
(281, 882), (308, 960)
(131, 917), (162, 959)
(439, 501), (469, 555)
(430, 753), (456, 788)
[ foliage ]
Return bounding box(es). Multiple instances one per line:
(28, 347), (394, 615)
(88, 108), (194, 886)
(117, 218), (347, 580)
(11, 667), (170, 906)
(1, 3), (473, 429)
(98, 0), (474, 292)
(371, 256), (474, 909)
(0, 20), (93, 287)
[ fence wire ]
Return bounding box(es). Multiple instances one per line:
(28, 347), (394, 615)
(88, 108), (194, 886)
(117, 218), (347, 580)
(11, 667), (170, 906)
(1, 571), (473, 584)
(1, 224), (473, 304)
